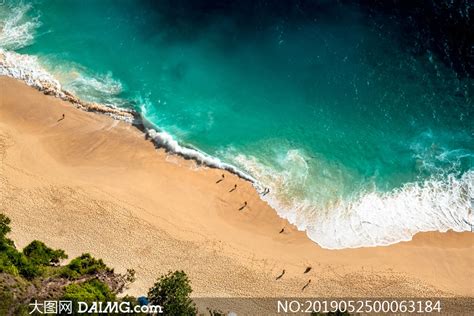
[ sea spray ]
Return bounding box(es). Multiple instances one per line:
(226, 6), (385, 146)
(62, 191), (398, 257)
(233, 151), (473, 248)
(0, 49), (62, 95)
(0, 47), (256, 184)
(145, 128), (256, 183)
(0, 3), (257, 182)
(0, 3), (39, 50)
(0, 49), (135, 122)
(306, 171), (474, 249)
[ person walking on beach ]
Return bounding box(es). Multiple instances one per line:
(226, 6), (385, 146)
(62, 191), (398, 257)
(57, 113), (65, 122)
(216, 174), (225, 184)
(239, 201), (247, 211)
(302, 279), (311, 291)
(276, 269), (285, 280)
(229, 184), (237, 192)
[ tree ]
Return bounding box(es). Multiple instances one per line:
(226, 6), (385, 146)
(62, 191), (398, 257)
(61, 253), (111, 279)
(0, 214), (37, 279)
(0, 214), (11, 238)
(23, 240), (67, 266)
(0, 213), (141, 314)
(63, 279), (116, 303)
(148, 270), (197, 316)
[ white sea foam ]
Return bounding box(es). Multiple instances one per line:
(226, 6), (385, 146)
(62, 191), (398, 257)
(0, 49), (64, 96)
(0, 4), (125, 109)
(0, 5), (59, 93)
(62, 70), (127, 108)
(146, 128), (255, 182)
(0, 3), (39, 50)
(0, 33), (253, 181)
(232, 151), (473, 249)
(70, 72), (122, 96)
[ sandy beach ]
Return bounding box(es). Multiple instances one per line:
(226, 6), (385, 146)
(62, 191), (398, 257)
(0, 76), (473, 305)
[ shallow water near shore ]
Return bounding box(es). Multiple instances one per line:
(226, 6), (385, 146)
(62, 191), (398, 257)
(0, 0), (473, 248)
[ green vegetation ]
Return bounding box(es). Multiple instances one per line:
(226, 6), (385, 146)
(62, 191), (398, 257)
(63, 279), (116, 303)
(0, 214), (11, 237)
(0, 214), (134, 315)
(0, 213), (200, 315)
(148, 270), (197, 316)
(61, 253), (111, 279)
(0, 215), (67, 280)
(23, 240), (67, 266)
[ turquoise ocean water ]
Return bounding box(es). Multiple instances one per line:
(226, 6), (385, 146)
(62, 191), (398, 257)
(1, 0), (472, 248)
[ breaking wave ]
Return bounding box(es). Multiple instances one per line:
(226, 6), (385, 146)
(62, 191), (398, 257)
(0, 48), (62, 94)
(145, 128), (255, 182)
(60, 68), (128, 108)
(232, 151), (473, 249)
(0, 3), (39, 50)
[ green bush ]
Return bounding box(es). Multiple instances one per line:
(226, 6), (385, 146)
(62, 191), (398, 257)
(0, 214), (11, 239)
(0, 242), (41, 280)
(61, 254), (111, 279)
(23, 240), (67, 266)
(63, 279), (116, 303)
(0, 214), (18, 275)
(0, 249), (20, 276)
(16, 258), (42, 280)
(0, 215), (68, 280)
(0, 213), (142, 315)
(0, 214), (200, 315)
(148, 270), (197, 316)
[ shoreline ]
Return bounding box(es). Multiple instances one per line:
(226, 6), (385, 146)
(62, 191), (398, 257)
(1, 76), (473, 299)
(1, 49), (472, 250)
(0, 49), (257, 184)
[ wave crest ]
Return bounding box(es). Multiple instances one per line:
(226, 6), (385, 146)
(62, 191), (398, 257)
(233, 151), (473, 249)
(62, 70), (126, 107)
(0, 49), (63, 94)
(0, 3), (39, 50)
(0, 49), (135, 122)
(310, 171), (473, 249)
(146, 128), (255, 182)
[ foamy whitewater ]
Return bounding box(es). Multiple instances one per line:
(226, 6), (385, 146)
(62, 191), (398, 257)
(232, 153), (473, 249)
(1, 1), (472, 249)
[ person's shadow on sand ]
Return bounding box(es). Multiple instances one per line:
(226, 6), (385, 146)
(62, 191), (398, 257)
(216, 174), (225, 184)
(302, 279), (311, 291)
(276, 269), (285, 280)
(238, 201), (247, 211)
(57, 114), (65, 122)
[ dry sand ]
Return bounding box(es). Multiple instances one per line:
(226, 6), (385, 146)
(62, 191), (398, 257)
(0, 77), (473, 305)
